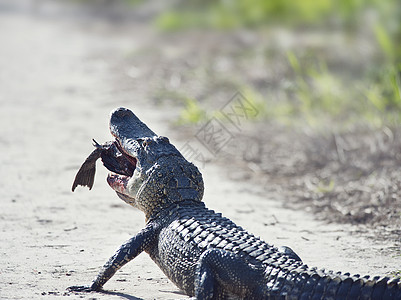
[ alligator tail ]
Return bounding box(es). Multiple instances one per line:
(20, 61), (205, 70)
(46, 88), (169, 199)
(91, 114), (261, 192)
(263, 258), (401, 299)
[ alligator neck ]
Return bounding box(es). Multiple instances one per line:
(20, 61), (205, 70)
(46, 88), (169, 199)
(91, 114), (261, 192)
(145, 200), (206, 223)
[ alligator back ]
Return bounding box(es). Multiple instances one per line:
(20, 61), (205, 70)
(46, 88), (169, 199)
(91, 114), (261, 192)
(146, 200), (401, 299)
(147, 201), (269, 296)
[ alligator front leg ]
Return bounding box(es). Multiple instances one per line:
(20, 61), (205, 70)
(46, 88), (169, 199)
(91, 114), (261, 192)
(68, 223), (158, 292)
(195, 248), (269, 300)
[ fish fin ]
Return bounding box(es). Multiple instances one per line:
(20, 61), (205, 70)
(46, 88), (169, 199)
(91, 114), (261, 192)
(72, 148), (101, 192)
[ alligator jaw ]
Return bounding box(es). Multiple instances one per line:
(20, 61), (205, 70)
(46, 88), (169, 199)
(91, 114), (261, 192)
(107, 173), (129, 194)
(105, 142), (137, 204)
(106, 173), (136, 206)
(72, 139), (136, 192)
(105, 107), (157, 204)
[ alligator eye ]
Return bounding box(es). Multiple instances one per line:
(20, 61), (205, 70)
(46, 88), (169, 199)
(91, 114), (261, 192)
(142, 140), (151, 147)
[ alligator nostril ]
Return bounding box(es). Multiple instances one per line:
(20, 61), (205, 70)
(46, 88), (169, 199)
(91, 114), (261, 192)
(115, 107), (131, 117)
(160, 136), (170, 143)
(110, 107), (134, 122)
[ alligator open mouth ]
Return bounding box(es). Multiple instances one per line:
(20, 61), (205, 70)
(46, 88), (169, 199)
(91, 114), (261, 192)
(71, 139), (137, 194)
(72, 107), (155, 199)
(102, 139), (137, 198)
(99, 139), (136, 177)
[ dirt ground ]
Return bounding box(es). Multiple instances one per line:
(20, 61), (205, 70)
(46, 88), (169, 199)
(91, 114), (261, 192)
(1, 1), (400, 299)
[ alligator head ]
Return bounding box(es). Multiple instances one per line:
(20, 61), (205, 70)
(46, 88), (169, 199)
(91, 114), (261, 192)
(74, 107), (204, 220)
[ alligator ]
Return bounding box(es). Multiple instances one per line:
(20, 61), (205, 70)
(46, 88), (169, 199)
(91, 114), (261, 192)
(68, 107), (401, 299)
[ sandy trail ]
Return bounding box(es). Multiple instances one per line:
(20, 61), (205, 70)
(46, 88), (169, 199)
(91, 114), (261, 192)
(0, 2), (399, 299)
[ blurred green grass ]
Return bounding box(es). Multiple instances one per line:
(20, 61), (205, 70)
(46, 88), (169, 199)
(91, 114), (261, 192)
(156, 0), (375, 30)
(152, 0), (401, 129)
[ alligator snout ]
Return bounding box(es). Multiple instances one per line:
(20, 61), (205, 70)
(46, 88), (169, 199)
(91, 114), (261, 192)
(110, 107), (132, 120)
(110, 107), (156, 142)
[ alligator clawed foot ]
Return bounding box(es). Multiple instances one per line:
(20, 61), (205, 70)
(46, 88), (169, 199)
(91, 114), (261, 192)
(67, 285), (98, 293)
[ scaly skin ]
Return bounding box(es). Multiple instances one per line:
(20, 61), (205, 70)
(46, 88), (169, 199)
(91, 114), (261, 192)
(69, 107), (401, 299)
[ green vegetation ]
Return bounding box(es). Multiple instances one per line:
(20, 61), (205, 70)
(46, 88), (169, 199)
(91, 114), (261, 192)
(174, 87), (268, 125)
(155, 0), (376, 30)
(316, 179), (335, 194)
(285, 51), (401, 128)
(76, 0), (143, 4)
(286, 52), (353, 126)
(178, 98), (207, 125)
(153, 0), (401, 129)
